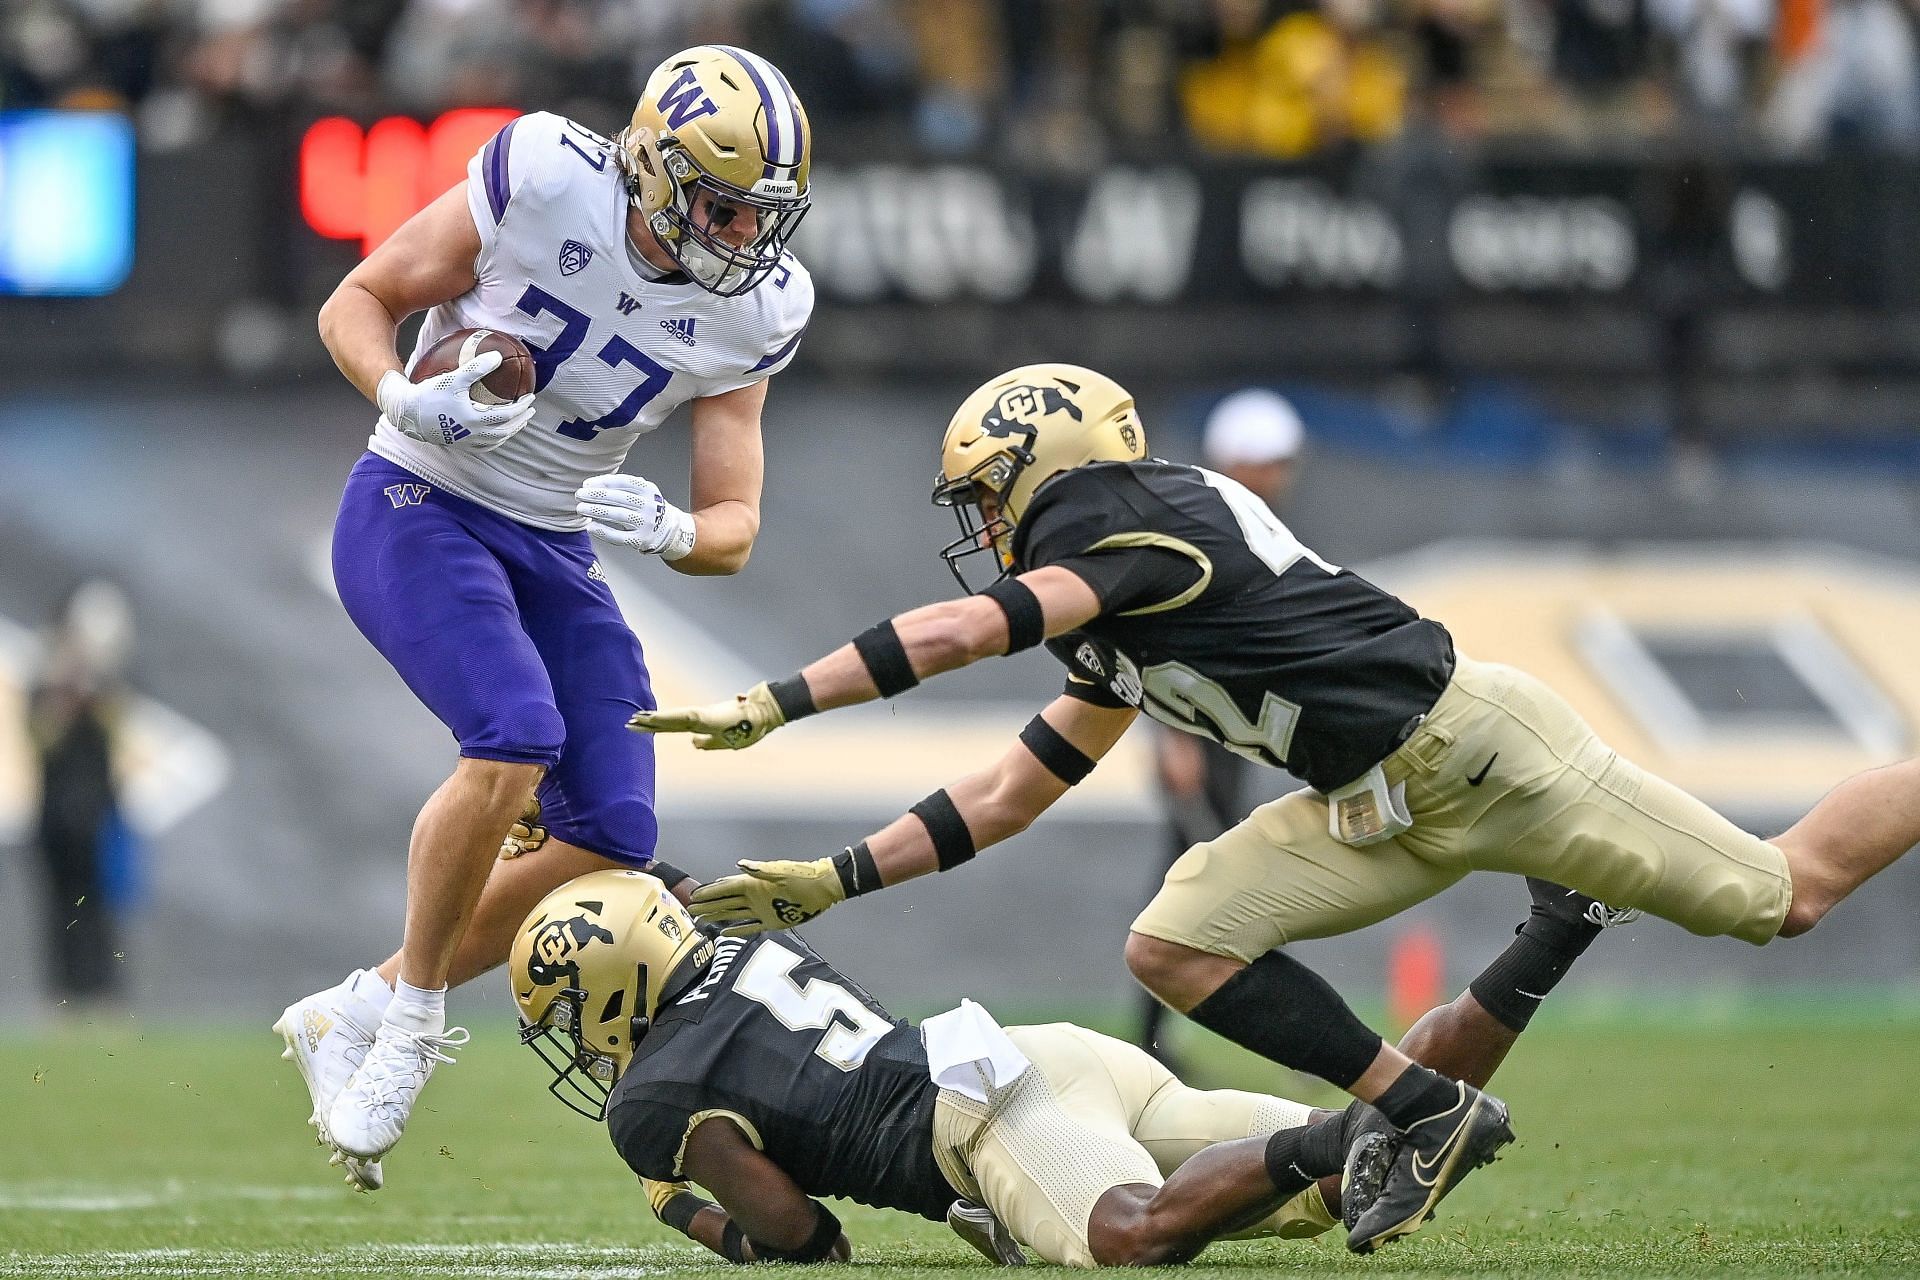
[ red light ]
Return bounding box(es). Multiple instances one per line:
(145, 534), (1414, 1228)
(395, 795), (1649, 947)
(299, 109), (521, 256)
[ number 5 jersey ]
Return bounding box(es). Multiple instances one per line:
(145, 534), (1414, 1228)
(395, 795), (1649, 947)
(370, 111), (814, 531)
(607, 931), (958, 1222)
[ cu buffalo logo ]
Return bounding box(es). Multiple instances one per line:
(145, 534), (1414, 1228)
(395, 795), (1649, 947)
(983, 384), (1083, 436)
(525, 908), (616, 987)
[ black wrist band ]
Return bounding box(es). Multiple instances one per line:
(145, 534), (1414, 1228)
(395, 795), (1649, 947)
(832, 841), (882, 897)
(982, 578), (1046, 653)
(910, 789), (976, 870)
(649, 860), (693, 890)
(1019, 715), (1097, 785)
(721, 1220), (748, 1263)
(660, 1190), (713, 1235)
(853, 619), (920, 697)
(752, 1202), (843, 1263)
(767, 673), (818, 722)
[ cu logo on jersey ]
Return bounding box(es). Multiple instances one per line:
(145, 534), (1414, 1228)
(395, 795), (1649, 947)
(558, 239), (594, 275)
(524, 909), (615, 987)
(983, 384), (1083, 436)
(1111, 652), (1145, 706)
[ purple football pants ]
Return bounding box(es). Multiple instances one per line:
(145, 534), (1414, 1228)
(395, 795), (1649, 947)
(331, 453), (658, 865)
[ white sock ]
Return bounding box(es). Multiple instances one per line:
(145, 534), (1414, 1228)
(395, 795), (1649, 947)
(383, 978), (447, 1036)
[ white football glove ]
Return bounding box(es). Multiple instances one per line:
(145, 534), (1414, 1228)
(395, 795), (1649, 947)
(576, 473), (696, 561)
(377, 354), (535, 452)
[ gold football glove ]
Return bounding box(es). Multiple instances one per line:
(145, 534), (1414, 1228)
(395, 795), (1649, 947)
(687, 858), (845, 936)
(628, 681), (785, 750)
(498, 796), (548, 860)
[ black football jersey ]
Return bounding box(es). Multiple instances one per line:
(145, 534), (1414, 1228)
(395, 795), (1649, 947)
(1014, 460), (1454, 793)
(605, 933), (954, 1222)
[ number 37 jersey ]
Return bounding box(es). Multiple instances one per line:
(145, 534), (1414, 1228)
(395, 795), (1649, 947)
(606, 932), (956, 1222)
(370, 112), (814, 531)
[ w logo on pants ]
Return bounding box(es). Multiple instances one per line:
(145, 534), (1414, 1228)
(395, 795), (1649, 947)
(384, 483), (431, 508)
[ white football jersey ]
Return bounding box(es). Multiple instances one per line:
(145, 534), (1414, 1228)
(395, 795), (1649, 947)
(369, 111), (814, 530)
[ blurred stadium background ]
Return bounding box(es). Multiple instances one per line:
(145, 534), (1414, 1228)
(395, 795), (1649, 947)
(4, 0), (1920, 1039)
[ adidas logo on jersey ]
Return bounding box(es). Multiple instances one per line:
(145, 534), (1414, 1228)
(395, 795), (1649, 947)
(587, 561), (608, 583)
(660, 317), (698, 346)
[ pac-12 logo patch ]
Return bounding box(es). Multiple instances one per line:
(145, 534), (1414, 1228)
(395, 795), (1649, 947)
(558, 239), (594, 275)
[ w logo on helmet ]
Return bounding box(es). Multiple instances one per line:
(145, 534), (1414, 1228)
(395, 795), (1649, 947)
(524, 907), (617, 987)
(984, 384), (1084, 436)
(657, 65), (720, 130)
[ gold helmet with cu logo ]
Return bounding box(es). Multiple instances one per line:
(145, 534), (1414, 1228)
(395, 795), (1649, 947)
(615, 45), (811, 296)
(510, 869), (711, 1119)
(933, 364), (1147, 592)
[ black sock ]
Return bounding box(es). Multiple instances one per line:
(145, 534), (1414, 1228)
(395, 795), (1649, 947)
(1186, 950), (1384, 1088)
(1370, 1063), (1460, 1132)
(1262, 1113), (1348, 1199)
(1468, 881), (1605, 1032)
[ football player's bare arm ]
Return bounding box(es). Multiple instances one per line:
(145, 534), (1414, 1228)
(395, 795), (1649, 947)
(671, 380), (768, 576)
(683, 696), (1133, 935)
(678, 1116), (852, 1263)
(629, 566), (1101, 750)
(317, 184), (482, 403)
(800, 566), (1102, 712)
(860, 694), (1137, 887)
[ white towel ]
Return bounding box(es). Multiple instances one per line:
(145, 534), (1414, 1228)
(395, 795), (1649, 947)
(921, 999), (1031, 1104)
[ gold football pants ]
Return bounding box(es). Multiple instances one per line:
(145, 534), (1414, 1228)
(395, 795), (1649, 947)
(930, 1024), (1332, 1268)
(1132, 656), (1794, 962)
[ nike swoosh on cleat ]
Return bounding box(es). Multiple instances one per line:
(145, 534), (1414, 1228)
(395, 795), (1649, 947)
(1410, 1102), (1478, 1185)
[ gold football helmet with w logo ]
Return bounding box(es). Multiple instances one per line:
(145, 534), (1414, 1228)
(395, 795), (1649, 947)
(510, 869), (711, 1118)
(616, 45), (811, 296)
(933, 363), (1148, 591)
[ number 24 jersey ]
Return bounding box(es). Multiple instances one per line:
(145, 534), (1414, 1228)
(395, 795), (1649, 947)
(370, 111), (814, 531)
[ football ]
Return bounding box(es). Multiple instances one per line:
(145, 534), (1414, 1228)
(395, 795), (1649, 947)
(410, 328), (535, 405)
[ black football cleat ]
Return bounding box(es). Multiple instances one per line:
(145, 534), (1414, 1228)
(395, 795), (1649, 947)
(947, 1199), (1027, 1266)
(1527, 876), (1641, 933)
(1336, 1100), (1397, 1231)
(1346, 1083), (1514, 1255)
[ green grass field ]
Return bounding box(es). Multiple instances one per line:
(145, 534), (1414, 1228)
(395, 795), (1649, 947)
(3, 1002), (1918, 1278)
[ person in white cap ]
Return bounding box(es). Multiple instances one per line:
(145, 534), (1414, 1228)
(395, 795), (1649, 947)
(1202, 388), (1306, 508)
(1136, 388), (1308, 1069)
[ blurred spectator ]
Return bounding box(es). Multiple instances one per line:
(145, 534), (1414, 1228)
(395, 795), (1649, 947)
(1181, 0), (1408, 156)
(26, 580), (137, 1011)
(6, 0), (1919, 160)
(1135, 389), (1305, 1069)
(1764, 0), (1920, 152)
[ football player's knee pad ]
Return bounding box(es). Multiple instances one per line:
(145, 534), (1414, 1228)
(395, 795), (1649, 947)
(550, 794), (659, 868)
(466, 697), (566, 766)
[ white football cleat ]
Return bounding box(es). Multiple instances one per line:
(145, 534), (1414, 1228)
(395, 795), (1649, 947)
(324, 1022), (470, 1160)
(273, 970), (389, 1191)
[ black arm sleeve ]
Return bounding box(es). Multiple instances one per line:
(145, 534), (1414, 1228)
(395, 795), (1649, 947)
(607, 1096), (696, 1181)
(1047, 546), (1203, 614)
(1016, 467), (1203, 614)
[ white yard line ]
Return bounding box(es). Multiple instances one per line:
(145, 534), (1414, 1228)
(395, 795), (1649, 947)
(0, 1243), (712, 1278)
